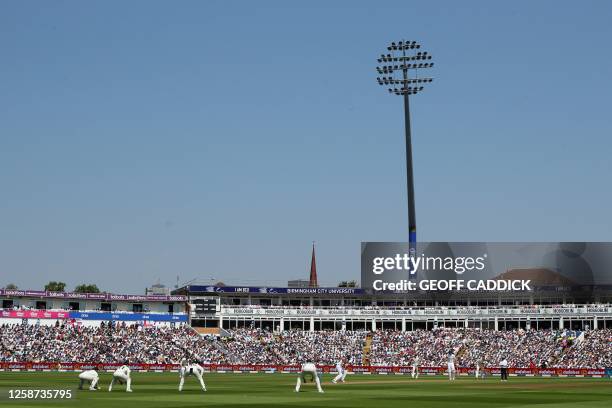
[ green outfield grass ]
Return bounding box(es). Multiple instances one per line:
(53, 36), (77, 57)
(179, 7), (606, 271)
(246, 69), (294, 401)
(0, 372), (610, 408)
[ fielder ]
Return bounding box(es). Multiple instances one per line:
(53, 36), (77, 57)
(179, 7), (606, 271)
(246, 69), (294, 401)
(178, 360), (207, 392)
(332, 359), (346, 383)
(109, 364), (132, 392)
(447, 351), (456, 381)
(295, 362), (324, 393)
(411, 356), (420, 379)
(78, 367), (99, 391)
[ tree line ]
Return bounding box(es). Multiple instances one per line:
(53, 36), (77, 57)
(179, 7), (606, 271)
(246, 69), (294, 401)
(2, 282), (101, 293)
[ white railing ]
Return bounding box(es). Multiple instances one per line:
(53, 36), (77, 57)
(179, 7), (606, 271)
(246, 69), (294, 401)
(1, 308), (187, 315)
(217, 305), (612, 318)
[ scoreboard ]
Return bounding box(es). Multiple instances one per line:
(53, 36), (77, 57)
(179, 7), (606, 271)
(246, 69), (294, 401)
(192, 297), (219, 315)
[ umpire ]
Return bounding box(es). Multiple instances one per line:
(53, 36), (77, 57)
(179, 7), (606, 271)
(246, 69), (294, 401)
(500, 357), (509, 381)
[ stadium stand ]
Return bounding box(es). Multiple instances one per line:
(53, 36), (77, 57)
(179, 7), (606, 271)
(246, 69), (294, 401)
(1, 322), (610, 369)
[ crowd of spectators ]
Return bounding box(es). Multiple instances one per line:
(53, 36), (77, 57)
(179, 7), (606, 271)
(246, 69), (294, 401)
(217, 329), (366, 365)
(553, 329), (612, 368)
(1, 322), (610, 368)
(369, 328), (602, 368)
(0, 322), (210, 364)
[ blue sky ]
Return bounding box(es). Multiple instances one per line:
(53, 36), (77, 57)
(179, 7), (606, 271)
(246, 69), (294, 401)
(1, 1), (611, 292)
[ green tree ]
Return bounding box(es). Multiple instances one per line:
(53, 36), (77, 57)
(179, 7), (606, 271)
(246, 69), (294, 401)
(338, 280), (358, 288)
(5, 283), (18, 290)
(73, 284), (101, 293)
(44, 281), (66, 292)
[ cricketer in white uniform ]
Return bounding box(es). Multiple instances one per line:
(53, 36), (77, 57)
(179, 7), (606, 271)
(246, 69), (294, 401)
(475, 360), (485, 379)
(411, 357), (420, 379)
(178, 360), (207, 392)
(109, 364), (133, 392)
(332, 360), (347, 383)
(295, 362), (324, 393)
(447, 352), (456, 381)
(78, 368), (99, 391)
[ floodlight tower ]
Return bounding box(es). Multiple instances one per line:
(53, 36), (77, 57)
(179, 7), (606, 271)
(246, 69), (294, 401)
(376, 40), (433, 272)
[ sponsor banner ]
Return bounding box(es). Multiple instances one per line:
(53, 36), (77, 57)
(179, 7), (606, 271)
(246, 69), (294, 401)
(85, 293), (107, 300)
(68, 311), (188, 322)
(348, 365), (371, 373)
(187, 285), (364, 295)
(420, 367), (444, 375)
(552, 308), (576, 314)
(97, 363), (150, 372)
(1, 290), (47, 297)
(585, 369), (605, 376)
(75, 363), (100, 371)
(222, 306), (612, 317)
(586, 307), (608, 313)
(149, 364), (168, 371)
(279, 365), (301, 373)
(0, 310), (187, 322)
(51, 363), (182, 372)
(1, 363), (609, 377)
(4, 363), (28, 370)
(129, 364), (149, 372)
(101, 363), (123, 371)
(29, 363), (54, 371)
(558, 368), (583, 376)
(512, 368), (532, 376)
(212, 364), (234, 372)
(0, 310), (70, 319)
(0, 289), (186, 302)
(372, 366), (394, 374)
(236, 365), (259, 372)
(57, 363), (76, 371)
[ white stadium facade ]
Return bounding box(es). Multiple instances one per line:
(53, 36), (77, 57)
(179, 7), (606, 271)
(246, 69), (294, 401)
(179, 285), (612, 332)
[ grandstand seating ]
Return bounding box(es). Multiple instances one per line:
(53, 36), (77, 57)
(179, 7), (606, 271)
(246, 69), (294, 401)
(1, 323), (610, 369)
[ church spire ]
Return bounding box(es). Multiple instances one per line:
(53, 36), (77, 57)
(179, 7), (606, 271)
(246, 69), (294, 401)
(309, 242), (318, 287)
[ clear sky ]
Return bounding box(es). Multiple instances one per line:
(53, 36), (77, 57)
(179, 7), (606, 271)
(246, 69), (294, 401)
(1, 1), (611, 293)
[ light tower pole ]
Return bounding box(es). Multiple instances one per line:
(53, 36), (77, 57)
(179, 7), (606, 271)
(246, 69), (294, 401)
(376, 40), (434, 273)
